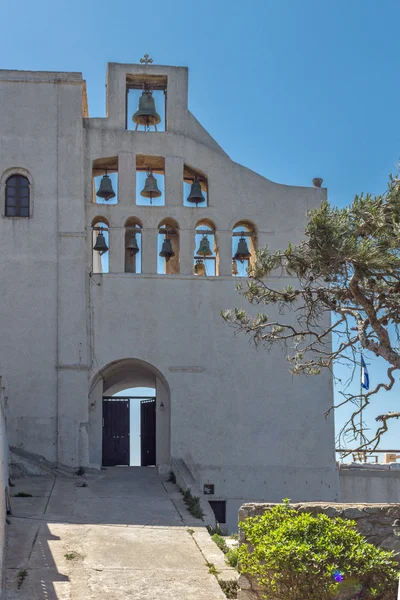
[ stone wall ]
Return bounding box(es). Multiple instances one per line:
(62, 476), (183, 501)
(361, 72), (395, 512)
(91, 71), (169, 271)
(237, 502), (400, 600)
(340, 463), (400, 503)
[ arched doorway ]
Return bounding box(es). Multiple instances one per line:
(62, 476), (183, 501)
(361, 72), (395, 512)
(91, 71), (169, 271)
(88, 358), (171, 470)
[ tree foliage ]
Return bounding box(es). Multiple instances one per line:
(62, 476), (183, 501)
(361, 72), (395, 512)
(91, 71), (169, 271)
(222, 175), (400, 450)
(238, 503), (398, 600)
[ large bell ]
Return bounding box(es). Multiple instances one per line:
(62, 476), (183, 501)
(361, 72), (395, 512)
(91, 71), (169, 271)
(132, 91), (161, 130)
(187, 177), (205, 205)
(234, 236), (251, 263)
(96, 174), (116, 201)
(196, 235), (212, 256)
(159, 238), (175, 262)
(141, 172), (162, 203)
(126, 232), (139, 256)
(194, 258), (206, 276)
(93, 231), (108, 255)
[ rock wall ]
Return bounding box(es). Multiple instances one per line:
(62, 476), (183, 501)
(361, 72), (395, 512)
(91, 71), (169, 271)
(237, 502), (400, 600)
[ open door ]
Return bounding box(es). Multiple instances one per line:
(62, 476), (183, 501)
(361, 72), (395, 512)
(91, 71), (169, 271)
(102, 399), (130, 466)
(140, 399), (156, 466)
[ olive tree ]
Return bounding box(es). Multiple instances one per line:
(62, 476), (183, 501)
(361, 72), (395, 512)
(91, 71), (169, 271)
(222, 175), (400, 450)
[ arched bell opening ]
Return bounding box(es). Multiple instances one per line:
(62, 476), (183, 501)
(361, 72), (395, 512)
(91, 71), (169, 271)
(136, 155), (165, 206)
(183, 164), (208, 207)
(92, 157), (118, 205)
(157, 218), (180, 275)
(126, 74), (167, 132)
(125, 217), (142, 274)
(194, 219), (218, 276)
(88, 358), (171, 470)
(232, 221), (257, 277)
(92, 217), (110, 274)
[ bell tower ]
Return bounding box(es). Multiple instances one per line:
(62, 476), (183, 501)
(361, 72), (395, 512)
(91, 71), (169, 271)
(105, 58), (189, 134)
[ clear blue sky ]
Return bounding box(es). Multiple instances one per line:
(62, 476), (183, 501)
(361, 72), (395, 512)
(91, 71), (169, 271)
(3, 0), (400, 451)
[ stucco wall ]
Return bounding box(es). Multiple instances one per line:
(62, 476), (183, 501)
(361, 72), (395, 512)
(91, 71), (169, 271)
(238, 502), (400, 600)
(340, 464), (400, 503)
(0, 62), (339, 534)
(0, 379), (9, 595)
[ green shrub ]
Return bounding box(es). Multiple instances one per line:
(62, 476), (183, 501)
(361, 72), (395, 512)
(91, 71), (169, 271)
(238, 503), (398, 600)
(225, 548), (238, 568)
(180, 488), (204, 519)
(218, 579), (238, 598)
(212, 533), (228, 553)
(167, 470), (176, 484)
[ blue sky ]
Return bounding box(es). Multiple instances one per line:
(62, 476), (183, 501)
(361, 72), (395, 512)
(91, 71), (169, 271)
(3, 0), (400, 451)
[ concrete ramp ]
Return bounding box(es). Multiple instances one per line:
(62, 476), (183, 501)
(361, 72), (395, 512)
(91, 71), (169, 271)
(3, 467), (229, 599)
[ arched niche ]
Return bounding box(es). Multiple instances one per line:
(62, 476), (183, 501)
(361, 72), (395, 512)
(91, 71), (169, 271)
(92, 217), (110, 274)
(125, 217), (142, 274)
(88, 358), (171, 471)
(232, 220), (257, 277)
(158, 218), (180, 274)
(194, 219), (218, 276)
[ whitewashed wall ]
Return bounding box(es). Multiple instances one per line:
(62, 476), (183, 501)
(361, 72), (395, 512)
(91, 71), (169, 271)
(0, 378), (9, 596)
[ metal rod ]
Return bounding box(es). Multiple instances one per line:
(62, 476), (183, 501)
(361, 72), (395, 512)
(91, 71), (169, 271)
(335, 449), (400, 453)
(360, 353), (364, 446)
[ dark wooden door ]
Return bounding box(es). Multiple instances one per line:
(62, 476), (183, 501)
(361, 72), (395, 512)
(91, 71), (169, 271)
(140, 399), (156, 466)
(102, 399), (130, 466)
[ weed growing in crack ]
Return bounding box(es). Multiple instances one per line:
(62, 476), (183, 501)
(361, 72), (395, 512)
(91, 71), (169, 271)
(17, 570), (28, 589)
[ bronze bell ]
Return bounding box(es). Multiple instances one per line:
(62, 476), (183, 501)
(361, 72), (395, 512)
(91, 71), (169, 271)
(132, 91), (161, 130)
(96, 174), (116, 201)
(141, 172), (162, 203)
(93, 231), (108, 255)
(234, 236), (251, 262)
(196, 235), (212, 256)
(232, 259), (239, 275)
(187, 177), (205, 205)
(159, 238), (175, 262)
(194, 258), (206, 276)
(126, 232), (139, 256)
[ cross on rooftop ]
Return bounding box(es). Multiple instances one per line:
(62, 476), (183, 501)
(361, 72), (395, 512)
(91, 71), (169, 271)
(140, 54), (153, 65)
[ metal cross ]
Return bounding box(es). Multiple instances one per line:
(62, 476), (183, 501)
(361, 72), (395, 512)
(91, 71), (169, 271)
(140, 54), (153, 65)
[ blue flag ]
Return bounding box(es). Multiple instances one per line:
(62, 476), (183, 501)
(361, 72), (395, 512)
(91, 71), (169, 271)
(361, 356), (369, 390)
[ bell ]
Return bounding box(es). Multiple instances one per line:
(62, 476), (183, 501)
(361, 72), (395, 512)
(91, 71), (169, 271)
(232, 259), (239, 275)
(96, 174), (116, 201)
(141, 172), (162, 202)
(126, 232), (139, 256)
(132, 91), (161, 130)
(187, 177), (205, 205)
(196, 235), (212, 256)
(159, 238), (175, 262)
(194, 259), (206, 276)
(93, 231), (108, 255)
(234, 236), (251, 262)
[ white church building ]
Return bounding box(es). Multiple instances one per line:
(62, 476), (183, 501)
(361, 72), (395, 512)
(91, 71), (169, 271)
(0, 58), (339, 530)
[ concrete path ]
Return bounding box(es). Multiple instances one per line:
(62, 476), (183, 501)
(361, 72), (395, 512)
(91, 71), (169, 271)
(3, 468), (230, 599)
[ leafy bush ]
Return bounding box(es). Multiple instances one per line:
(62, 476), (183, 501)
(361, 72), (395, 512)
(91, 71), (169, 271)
(180, 488), (204, 519)
(218, 579), (238, 598)
(212, 533), (228, 553)
(238, 503), (398, 600)
(167, 470), (176, 484)
(226, 548), (238, 568)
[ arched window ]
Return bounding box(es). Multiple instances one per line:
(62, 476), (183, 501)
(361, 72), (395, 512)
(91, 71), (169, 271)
(194, 220), (217, 276)
(92, 218), (109, 274)
(5, 174), (30, 217)
(125, 218), (142, 274)
(232, 221), (256, 277)
(158, 218), (180, 274)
